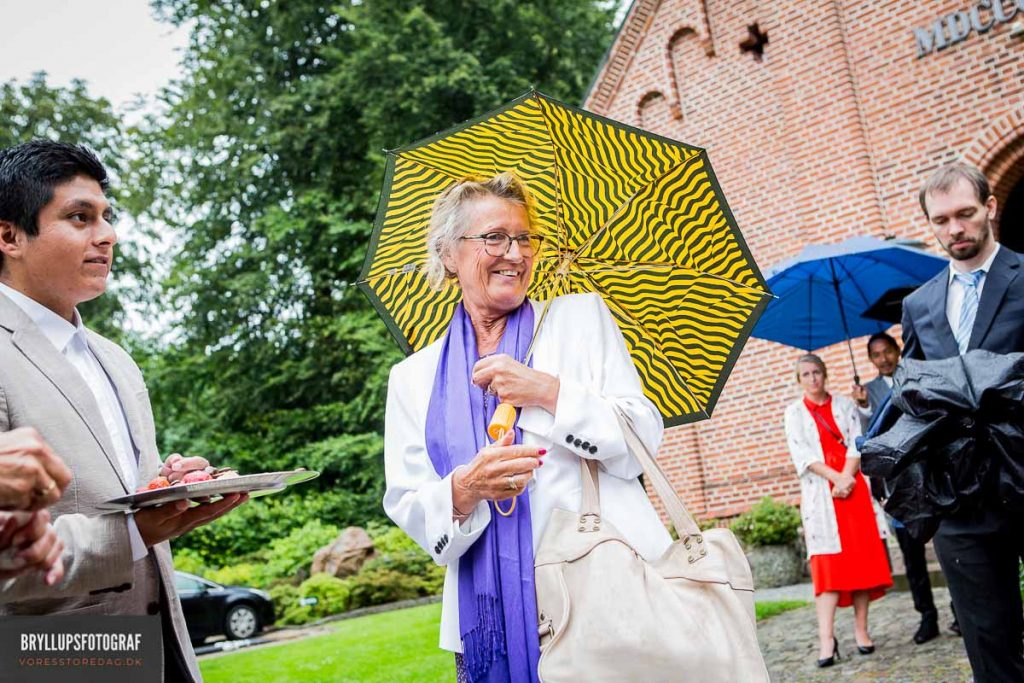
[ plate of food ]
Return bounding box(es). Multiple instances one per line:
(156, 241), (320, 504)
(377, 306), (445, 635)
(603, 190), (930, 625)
(97, 466), (319, 512)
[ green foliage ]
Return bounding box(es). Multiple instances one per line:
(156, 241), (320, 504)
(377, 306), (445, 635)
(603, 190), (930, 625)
(698, 517), (721, 532)
(261, 520), (341, 584)
(171, 548), (207, 576)
(299, 573), (352, 618)
(347, 568), (430, 610)
(361, 524), (445, 597)
(268, 583), (312, 626)
(172, 492), (374, 567)
(206, 562), (261, 588)
(175, 514), (338, 589)
(730, 497), (802, 547)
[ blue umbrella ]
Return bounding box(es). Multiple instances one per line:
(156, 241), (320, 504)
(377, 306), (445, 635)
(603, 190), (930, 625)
(752, 236), (947, 382)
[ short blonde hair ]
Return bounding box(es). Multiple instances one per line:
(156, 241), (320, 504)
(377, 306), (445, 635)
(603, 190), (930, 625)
(423, 172), (534, 290)
(794, 353), (827, 382)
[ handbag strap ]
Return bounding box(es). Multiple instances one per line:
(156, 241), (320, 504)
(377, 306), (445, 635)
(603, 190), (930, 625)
(808, 403), (846, 448)
(576, 406), (703, 546)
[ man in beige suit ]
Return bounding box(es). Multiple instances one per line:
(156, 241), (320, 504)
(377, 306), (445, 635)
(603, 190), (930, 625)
(0, 140), (248, 682)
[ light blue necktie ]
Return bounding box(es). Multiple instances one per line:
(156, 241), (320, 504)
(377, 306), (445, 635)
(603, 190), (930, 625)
(954, 270), (984, 355)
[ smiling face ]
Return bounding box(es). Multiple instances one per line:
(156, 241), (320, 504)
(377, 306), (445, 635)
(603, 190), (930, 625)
(0, 175), (116, 320)
(796, 360), (827, 399)
(867, 338), (899, 377)
(447, 195), (534, 321)
(924, 177), (997, 267)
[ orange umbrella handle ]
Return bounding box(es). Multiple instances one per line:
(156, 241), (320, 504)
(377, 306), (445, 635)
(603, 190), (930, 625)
(487, 402), (517, 441)
(489, 403), (519, 517)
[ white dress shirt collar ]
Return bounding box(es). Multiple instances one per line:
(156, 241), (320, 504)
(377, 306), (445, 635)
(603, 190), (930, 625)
(0, 281), (84, 352)
(947, 242), (1000, 284)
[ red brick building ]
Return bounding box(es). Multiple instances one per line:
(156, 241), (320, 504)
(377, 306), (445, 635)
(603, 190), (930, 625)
(584, 0), (1024, 518)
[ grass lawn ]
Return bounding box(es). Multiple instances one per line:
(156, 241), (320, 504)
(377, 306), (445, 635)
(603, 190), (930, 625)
(755, 600), (809, 621)
(202, 599), (809, 682)
(200, 603), (453, 683)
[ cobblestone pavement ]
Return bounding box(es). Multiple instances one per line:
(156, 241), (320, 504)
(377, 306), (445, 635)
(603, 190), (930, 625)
(758, 587), (973, 682)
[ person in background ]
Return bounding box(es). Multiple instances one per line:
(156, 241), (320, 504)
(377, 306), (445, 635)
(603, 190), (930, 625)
(901, 161), (1024, 682)
(852, 332), (957, 644)
(785, 353), (892, 668)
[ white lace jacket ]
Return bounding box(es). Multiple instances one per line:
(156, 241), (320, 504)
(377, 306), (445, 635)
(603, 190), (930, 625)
(784, 394), (887, 558)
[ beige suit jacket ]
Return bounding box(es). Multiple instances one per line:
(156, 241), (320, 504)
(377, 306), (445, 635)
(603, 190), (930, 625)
(0, 292), (200, 682)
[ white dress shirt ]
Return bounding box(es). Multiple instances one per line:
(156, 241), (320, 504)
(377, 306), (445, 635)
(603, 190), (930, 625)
(945, 243), (1000, 336)
(0, 283), (148, 561)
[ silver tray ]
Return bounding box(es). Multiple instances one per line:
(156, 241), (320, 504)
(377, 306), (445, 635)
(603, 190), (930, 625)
(96, 470), (320, 512)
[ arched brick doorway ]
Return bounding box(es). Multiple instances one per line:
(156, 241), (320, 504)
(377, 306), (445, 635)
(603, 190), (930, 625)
(1002, 175), (1024, 254)
(964, 110), (1024, 253)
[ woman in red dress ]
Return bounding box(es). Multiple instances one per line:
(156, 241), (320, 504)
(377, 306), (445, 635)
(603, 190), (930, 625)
(784, 354), (892, 667)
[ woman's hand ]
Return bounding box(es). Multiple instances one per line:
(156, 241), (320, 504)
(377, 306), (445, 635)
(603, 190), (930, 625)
(832, 473), (856, 499)
(451, 430), (545, 514)
(471, 354), (560, 413)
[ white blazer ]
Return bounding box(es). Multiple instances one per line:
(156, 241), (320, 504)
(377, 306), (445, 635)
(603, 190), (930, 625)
(784, 394), (887, 558)
(383, 292), (672, 652)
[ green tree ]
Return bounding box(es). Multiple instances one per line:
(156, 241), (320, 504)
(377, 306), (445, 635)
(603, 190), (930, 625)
(143, 0), (617, 554)
(0, 73), (154, 344)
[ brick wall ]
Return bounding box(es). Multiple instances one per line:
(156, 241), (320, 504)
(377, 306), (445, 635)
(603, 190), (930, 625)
(586, 0), (1024, 520)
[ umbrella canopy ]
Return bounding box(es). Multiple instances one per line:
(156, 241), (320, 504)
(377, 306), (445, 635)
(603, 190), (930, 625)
(358, 91), (771, 426)
(751, 236), (947, 376)
(861, 285), (918, 325)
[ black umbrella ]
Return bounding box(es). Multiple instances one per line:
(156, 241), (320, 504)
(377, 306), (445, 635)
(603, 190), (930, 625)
(860, 285), (918, 325)
(860, 350), (1024, 541)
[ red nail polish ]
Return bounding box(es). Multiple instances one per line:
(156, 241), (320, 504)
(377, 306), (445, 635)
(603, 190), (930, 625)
(538, 449), (547, 455)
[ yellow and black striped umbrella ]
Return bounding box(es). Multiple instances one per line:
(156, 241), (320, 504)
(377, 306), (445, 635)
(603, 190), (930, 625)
(358, 91), (771, 426)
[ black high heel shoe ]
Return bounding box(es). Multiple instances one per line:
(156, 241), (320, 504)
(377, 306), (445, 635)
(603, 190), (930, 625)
(856, 642), (875, 655)
(817, 637), (840, 668)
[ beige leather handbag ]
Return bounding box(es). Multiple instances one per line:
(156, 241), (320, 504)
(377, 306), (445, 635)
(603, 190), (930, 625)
(533, 409), (770, 682)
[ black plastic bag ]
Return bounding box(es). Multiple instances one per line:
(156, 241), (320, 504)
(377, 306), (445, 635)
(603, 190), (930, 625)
(860, 350), (1024, 541)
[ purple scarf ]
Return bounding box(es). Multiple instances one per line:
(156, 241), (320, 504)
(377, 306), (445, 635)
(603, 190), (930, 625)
(425, 300), (541, 683)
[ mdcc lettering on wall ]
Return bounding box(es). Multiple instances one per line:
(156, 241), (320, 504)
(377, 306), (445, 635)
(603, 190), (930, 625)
(914, 0), (1024, 57)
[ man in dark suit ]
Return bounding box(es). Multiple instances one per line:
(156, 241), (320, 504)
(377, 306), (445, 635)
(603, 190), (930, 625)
(854, 332), (951, 645)
(901, 161), (1024, 682)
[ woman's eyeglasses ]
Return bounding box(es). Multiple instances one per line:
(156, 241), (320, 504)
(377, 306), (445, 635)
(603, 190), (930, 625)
(460, 232), (544, 257)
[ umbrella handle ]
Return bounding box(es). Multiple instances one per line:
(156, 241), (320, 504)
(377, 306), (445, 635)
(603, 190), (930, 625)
(488, 402), (517, 441)
(489, 403), (519, 518)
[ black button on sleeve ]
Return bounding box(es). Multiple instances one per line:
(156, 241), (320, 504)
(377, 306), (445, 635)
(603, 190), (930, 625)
(589, 445), (598, 454)
(581, 442), (591, 451)
(565, 435), (574, 444)
(573, 438), (582, 447)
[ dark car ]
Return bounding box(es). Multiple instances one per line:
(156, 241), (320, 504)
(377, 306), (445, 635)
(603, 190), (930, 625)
(175, 571), (275, 644)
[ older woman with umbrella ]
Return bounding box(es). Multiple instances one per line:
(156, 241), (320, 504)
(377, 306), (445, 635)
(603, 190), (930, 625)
(382, 173), (671, 682)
